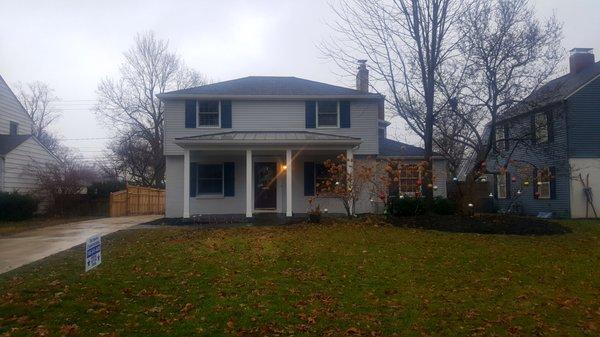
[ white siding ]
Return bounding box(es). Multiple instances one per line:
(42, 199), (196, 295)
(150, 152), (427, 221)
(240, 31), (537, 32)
(163, 100), (379, 156)
(2, 137), (56, 193)
(569, 158), (600, 218)
(0, 75), (33, 135)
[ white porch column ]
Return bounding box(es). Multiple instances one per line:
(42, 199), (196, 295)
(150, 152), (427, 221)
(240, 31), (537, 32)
(183, 149), (190, 218)
(286, 149), (293, 217)
(246, 149), (253, 218)
(346, 148), (354, 215)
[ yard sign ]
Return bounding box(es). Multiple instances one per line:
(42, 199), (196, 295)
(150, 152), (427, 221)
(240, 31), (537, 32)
(85, 234), (102, 271)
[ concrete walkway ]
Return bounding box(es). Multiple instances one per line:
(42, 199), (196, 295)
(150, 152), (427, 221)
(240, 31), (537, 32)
(0, 215), (162, 274)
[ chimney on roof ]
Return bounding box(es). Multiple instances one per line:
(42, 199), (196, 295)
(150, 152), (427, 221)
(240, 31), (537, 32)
(570, 48), (595, 75)
(356, 60), (369, 93)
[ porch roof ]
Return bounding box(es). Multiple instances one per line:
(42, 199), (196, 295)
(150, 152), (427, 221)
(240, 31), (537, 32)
(174, 131), (361, 147)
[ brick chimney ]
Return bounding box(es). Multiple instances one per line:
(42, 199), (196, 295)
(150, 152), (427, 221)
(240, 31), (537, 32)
(356, 60), (369, 93)
(570, 48), (595, 75)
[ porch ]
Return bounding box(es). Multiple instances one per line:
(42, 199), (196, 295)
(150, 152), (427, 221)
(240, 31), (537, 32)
(170, 131), (362, 218)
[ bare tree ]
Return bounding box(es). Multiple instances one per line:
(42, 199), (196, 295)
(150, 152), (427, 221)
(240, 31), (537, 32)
(322, 0), (468, 202)
(14, 81), (62, 152)
(95, 31), (207, 188)
(454, 0), (563, 178)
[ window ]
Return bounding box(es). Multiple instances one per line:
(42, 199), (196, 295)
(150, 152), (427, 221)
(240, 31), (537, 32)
(534, 112), (549, 143)
(496, 173), (507, 199)
(315, 163), (330, 194)
(9, 121), (18, 135)
(197, 101), (220, 127)
(495, 124), (508, 151)
(399, 165), (421, 195)
(317, 101), (339, 127)
(536, 167), (551, 199)
(197, 164), (223, 195)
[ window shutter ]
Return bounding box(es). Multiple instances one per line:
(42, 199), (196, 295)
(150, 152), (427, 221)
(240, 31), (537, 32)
(530, 114), (537, 145)
(185, 100), (196, 128)
(549, 166), (557, 199)
(505, 172), (511, 198)
(221, 100), (232, 128)
(223, 162), (235, 196)
(190, 162), (197, 197)
(547, 112), (554, 143)
(340, 101), (351, 128)
(304, 162), (315, 196)
(305, 101), (316, 128)
(493, 174), (498, 199)
(532, 167), (539, 199)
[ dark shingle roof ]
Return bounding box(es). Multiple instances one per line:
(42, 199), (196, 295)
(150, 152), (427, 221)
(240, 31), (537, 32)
(378, 138), (429, 157)
(0, 135), (30, 155)
(159, 76), (383, 98)
(499, 61), (600, 121)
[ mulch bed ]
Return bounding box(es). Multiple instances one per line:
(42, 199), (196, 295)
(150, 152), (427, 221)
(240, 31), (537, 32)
(390, 214), (572, 236)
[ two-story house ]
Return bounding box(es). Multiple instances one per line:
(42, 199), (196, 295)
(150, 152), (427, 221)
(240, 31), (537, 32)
(158, 61), (447, 218)
(0, 74), (57, 194)
(487, 48), (600, 218)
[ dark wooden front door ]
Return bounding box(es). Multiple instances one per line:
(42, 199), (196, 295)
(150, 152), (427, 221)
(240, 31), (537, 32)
(254, 162), (277, 209)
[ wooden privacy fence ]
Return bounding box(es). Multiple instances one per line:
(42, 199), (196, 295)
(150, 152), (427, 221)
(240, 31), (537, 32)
(109, 185), (165, 217)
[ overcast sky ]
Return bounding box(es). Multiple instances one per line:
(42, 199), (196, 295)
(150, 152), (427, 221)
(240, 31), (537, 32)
(1, 0), (599, 161)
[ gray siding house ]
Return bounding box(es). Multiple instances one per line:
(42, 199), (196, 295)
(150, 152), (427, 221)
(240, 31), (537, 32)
(0, 74), (57, 194)
(487, 49), (600, 218)
(159, 62), (447, 218)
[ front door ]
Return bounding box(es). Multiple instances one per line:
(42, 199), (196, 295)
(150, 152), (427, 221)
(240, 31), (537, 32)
(254, 162), (277, 209)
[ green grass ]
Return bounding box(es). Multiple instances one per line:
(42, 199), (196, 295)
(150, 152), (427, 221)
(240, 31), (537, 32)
(1, 218), (599, 336)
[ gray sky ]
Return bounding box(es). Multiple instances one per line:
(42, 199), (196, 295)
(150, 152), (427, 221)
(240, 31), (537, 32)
(1, 0), (599, 161)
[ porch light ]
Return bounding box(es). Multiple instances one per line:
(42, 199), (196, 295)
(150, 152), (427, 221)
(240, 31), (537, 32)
(537, 181), (542, 186)
(323, 208), (328, 213)
(281, 164), (287, 171)
(480, 177), (487, 183)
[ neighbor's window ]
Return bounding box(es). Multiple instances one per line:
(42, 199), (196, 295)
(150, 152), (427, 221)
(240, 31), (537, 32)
(9, 121), (18, 135)
(197, 101), (220, 127)
(534, 112), (549, 143)
(197, 164), (223, 195)
(399, 164), (421, 195)
(495, 124), (508, 151)
(497, 173), (507, 199)
(537, 167), (551, 199)
(317, 101), (339, 127)
(315, 163), (331, 194)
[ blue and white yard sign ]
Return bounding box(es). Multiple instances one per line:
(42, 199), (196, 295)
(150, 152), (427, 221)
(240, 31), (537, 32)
(85, 234), (102, 271)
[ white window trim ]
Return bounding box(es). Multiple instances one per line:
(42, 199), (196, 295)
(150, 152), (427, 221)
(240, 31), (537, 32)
(316, 101), (340, 128)
(196, 163), (225, 197)
(497, 174), (507, 199)
(196, 100), (221, 128)
(537, 169), (552, 200)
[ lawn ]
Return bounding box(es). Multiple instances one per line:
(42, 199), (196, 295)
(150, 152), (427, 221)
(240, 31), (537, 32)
(0, 216), (102, 237)
(1, 218), (599, 336)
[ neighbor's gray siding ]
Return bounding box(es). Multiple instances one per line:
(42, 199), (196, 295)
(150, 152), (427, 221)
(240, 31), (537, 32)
(0, 75), (33, 135)
(487, 104), (571, 217)
(566, 76), (600, 158)
(163, 100), (379, 155)
(2, 137), (56, 193)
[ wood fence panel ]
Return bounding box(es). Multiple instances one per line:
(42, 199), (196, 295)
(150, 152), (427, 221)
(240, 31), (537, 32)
(109, 185), (165, 217)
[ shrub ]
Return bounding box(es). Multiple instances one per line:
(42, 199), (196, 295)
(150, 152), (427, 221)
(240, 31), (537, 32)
(386, 196), (457, 217)
(0, 192), (39, 221)
(431, 197), (457, 215)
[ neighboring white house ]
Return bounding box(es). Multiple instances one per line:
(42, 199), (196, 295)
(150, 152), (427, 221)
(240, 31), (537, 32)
(0, 74), (57, 194)
(158, 62), (447, 218)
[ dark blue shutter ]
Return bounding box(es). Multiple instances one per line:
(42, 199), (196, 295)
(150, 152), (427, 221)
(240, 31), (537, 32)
(185, 100), (196, 128)
(304, 162), (315, 196)
(532, 167), (539, 199)
(549, 167), (557, 199)
(547, 112), (554, 143)
(223, 162), (235, 196)
(190, 163), (197, 197)
(340, 101), (351, 128)
(221, 100), (232, 128)
(305, 101), (316, 128)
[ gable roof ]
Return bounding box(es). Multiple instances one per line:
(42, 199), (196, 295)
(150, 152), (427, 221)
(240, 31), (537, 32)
(158, 76), (383, 99)
(0, 135), (31, 155)
(499, 61), (600, 121)
(378, 137), (445, 158)
(0, 74), (34, 125)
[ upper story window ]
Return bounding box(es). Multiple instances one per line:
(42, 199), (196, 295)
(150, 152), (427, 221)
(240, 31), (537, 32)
(197, 101), (220, 127)
(9, 121), (18, 135)
(317, 101), (339, 128)
(534, 112), (549, 143)
(495, 124), (509, 151)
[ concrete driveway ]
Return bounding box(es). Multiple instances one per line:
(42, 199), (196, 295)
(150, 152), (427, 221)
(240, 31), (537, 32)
(0, 215), (162, 274)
